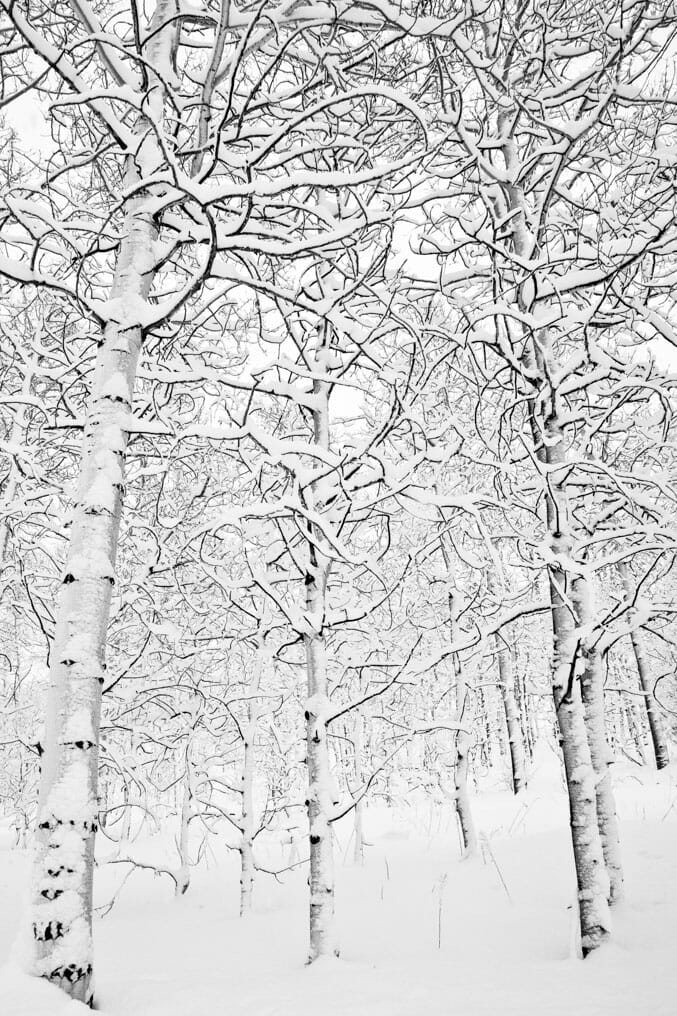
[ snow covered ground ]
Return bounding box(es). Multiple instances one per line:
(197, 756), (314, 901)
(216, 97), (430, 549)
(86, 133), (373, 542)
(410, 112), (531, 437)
(1, 749), (676, 1015)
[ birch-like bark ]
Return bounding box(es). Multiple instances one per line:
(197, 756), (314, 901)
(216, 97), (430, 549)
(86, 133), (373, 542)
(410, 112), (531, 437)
(239, 724), (256, 915)
(514, 660), (534, 761)
(239, 662), (262, 917)
(239, 812), (256, 918)
(498, 120), (611, 952)
(629, 632), (668, 769)
(29, 6), (173, 1001)
(619, 563), (669, 770)
(604, 665), (621, 753)
(627, 699), (650, 763)
(304, 325), (338, 961)
(449, 596), (477, 857)
(481, 683), (504, 771)
(544, 458), (611, 953)
(352, 707), (365, 866)
(305, 593), (337, 959)
(31, 195), (156, 1000)
(176, 709), (200, 900)
(175, 757), (192, 898)
(495, 634), (528, 793)
(511, 268), (612, 949)
(575, 579), (623, 905)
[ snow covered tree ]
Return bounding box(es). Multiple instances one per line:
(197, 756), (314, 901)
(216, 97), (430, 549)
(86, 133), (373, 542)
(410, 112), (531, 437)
(0, 0), (429, 997)
(402, 0), (677, 951)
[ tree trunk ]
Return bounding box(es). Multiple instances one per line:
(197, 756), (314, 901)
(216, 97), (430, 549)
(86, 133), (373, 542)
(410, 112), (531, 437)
(30, 190), (157, 1002)
(449, 597), (477, 857)
(520, 321), (611, 950)
(607, 687), (623, 756)
(239, 835), (256, 918)
(495, 634), (528, 793)
(239, 699), (258, 917)
(175, 760), (192, 898)
(29, 7), (173, 1000)
(352, 708), (365, 866)
(515, 662), (534, 761)
(626, 697), (649, 762)
(548, 549), (610, 953)
(476, 686), (491, 771)
(539, 410), (611, 952)
(496, 113), (611, 953)
(304, 327), (338, 961)
(575, 579), (623, 905)
(305, 623), (338, 959)
(631, 632), (669, 768)
(619, 563), (669, 769)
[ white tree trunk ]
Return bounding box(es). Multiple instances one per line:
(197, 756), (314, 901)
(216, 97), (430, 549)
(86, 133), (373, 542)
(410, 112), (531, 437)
(494, 112), (612, 951)
(619, 564), (669, 770)
(239, 834), (256, 918)
(629, 632), (669, 768)
(175, 784), (191, 898)
(514, 660), (534, 761)
(29, 6), (173, 999)
(305, 622), (338, 960)
(627, 698), (649, 762)
(239, 697), (259, 917)
(352, 708), (365, 866)
(30, 193), (156, 1001)
(175, 744), (193, 898)
(449, 599), (477, 857)
(608, 688), (623, 756)
(304, 329), (338, 961)
(551, 608), (611, 949)
(547, 518), (610, 952)
(574, 579), (623, 905)
(495, 634), (528, 793)
(512, 204), (610, 948)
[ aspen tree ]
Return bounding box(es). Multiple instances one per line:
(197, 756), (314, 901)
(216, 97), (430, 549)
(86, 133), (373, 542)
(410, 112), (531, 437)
(619, 562), (670, 770)
(23, 6), (177, 998)
(402, 0), (677, 953)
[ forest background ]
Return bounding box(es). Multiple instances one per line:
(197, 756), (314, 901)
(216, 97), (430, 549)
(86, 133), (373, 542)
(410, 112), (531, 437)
(0, 1), (677, 1012)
